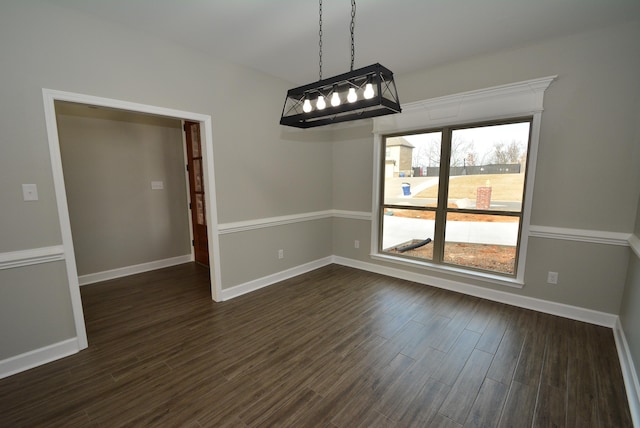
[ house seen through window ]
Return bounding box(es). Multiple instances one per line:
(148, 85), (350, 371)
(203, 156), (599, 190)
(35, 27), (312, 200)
(380, 118), (532, 277)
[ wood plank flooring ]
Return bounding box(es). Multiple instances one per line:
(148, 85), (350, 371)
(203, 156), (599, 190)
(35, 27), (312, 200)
(0, 263), (632, 427)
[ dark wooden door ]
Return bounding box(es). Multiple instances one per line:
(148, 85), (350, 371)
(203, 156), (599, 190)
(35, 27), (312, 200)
(184, 121), (209, 267)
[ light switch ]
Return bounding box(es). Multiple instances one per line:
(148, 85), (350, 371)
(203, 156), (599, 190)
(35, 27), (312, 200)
(151, 181), (164, 190)
(22, 184), (39, 201)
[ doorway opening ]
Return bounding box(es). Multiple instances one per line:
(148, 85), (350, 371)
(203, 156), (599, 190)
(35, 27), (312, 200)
(43, 89), (222, 351)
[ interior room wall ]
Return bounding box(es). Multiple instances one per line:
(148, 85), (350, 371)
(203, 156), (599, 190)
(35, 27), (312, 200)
(619, 106), (640, 389)
(56, 102), (191, 277)
(219, 218), (333, 288)
(2, 0), (638, 379)
(620, 210), (640, 383)
(0, 262), (76, 360)
(0, 1), (333, 362)
(331, 124), (375, 213)
(331, 20), (640, 314)
(396, 20), (640, 233)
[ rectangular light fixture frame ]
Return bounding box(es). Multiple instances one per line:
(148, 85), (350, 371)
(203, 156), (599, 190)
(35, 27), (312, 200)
(280, 63), (401, 128)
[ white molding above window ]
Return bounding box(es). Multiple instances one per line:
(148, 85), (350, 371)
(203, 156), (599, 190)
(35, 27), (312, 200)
(371, 76), (557, 285)
(373, 76), (557, 134)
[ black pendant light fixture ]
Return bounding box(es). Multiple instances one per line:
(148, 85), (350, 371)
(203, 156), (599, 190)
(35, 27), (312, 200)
(280, 0), (401, 128)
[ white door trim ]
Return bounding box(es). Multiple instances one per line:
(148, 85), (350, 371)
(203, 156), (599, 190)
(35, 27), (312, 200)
(42, 88), (224, 350)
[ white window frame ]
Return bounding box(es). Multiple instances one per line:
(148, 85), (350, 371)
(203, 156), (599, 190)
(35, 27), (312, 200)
(370, 76), (556, 287)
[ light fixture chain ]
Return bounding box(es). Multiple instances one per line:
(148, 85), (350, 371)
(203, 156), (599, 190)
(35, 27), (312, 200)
(319, 0), (323, 80)
(281, 0), (401, 127)
(350, 0), (356, 71)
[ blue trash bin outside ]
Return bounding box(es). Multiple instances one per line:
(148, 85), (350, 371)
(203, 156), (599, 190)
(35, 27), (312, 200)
(402, 183), (411, 196)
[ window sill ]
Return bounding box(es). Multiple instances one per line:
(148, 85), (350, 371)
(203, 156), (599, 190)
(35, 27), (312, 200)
(370, 252), (524, 289)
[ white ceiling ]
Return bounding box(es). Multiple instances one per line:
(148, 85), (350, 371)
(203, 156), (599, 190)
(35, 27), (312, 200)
(53, 0), (640, 85)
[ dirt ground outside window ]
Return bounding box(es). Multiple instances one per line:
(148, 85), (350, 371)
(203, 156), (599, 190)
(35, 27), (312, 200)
(385, 209), (517, 274)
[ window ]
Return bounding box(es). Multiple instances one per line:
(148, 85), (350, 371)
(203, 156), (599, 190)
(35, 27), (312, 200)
(379, 119), (532, 277)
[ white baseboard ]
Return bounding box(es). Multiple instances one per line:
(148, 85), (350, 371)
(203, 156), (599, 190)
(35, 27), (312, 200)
(78, 254), (193, 286)
(332, 256), (618, 328)
(221, 253), (617, 327)
(334, 257), (640, 421)
(0, 338), (80, 380)
(614, 318), (640, 428)
(221, 256), (333, 301)
(5, 253), (636, 419)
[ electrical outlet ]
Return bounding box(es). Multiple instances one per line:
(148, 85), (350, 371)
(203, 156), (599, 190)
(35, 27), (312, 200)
(354, 240), (360, 249)
(278, 249), (284, 259)
(547, 271), (558, 284)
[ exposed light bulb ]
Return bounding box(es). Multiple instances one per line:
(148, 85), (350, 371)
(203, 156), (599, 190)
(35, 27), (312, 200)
(302, 99), (312, 113)
(316, 95), (326, 110)
(331, 91), (341, 107)
(347, 87), (357, 103)
(364, 83), (375, 99)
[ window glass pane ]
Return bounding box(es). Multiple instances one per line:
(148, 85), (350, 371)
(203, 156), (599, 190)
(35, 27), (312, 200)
(448, 123), (529, 212)
(196, 194), (205, 225)
(443, 212), (519, 274)
(193, 159), (202, 192)
(384, 132), (441, 208)
(379, 119), (531, 278)
(381, 208), (435, 261)
(190, 124), (200, 157)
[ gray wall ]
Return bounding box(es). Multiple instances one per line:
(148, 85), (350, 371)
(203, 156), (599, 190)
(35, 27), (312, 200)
(0, 1), (332, 360)
(621, 250), (640, 383)
(398, 21), (640, 233)
(620, 161), (640, 389)
(620, 100), (640, 374)
(331, 20), (640, 314)
(1, 0), (639, 376)
(0, 262), (76, 359)
(220, 219), (333, 287)
(56, 102), (191, 276)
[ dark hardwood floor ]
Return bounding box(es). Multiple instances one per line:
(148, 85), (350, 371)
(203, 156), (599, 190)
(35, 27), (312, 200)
(0, 263), (632, 427)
